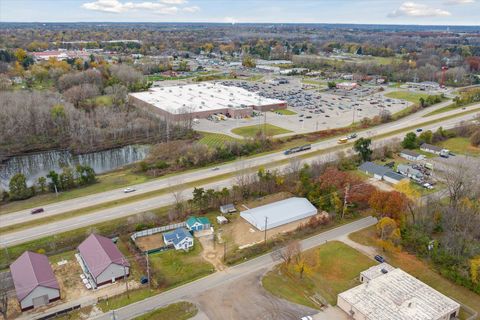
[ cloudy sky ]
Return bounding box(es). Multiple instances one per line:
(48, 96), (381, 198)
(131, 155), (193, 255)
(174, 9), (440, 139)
(1, 0), (479, 25)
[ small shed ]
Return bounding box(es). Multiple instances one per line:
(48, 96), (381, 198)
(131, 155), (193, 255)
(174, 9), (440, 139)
(220, 204), (236, 214)
(216, 216), (228, 224)
(10, 251), (60, 311)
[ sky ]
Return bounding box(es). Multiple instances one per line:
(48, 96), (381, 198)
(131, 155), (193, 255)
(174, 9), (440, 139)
(0, 0), (479, 25)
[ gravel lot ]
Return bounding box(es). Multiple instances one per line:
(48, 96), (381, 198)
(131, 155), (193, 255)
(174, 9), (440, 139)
(193, 268), (317, 320)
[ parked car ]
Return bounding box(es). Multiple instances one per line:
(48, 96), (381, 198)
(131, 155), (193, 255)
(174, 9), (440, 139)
(301, 317), (313, 320)
(374, 255), (385, 263)
(31, 208), (44, 214)
(416, 128), (423, 132)
(124, 187), (136, 193)
(423, 183), (434, 190)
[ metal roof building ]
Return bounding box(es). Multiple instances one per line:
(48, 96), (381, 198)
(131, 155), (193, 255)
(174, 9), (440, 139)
(10, 251), (60, 311)
(78, 234), (130, 286)
(338, 267), (460, 320)
(240, 197), (317, 231)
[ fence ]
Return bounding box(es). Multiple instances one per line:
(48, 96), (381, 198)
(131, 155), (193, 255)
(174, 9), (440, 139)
(34, 305), (81, 320)
(130, 222), (186, 241)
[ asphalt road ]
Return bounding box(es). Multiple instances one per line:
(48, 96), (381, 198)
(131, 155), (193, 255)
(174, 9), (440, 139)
(0, 108), (478, 247)
(85, 216), (377, 320)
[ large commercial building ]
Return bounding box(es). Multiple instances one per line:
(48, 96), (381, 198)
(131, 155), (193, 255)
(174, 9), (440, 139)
(129, 83), (287, 121)
(240, 197), (317, 231)
(338, 264), (460, 320)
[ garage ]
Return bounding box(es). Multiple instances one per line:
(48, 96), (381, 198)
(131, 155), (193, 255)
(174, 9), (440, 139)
(240, 197), (317, 231)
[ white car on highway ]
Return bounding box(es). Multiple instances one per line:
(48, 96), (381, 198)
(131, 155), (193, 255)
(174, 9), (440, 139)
(123, 187), (136, 193)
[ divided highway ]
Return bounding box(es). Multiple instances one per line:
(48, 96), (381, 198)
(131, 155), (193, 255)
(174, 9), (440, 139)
(0, 103), (478, 248)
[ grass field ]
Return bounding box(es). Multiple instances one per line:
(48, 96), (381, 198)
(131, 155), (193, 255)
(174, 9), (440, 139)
(275, 109), (297, 115)
(349, 226), (480, 318)
(385, 91), (430, 104)
(423, 103), (462, 117)
(149, 242), (214, 288)
(133, 302), (198, 320)
(198, 132), (238, 148)
(438, 137), (480, 156)
(231, 124), (292, 138)
(98, 287), (155, 312)
(262, 241), (375, 307)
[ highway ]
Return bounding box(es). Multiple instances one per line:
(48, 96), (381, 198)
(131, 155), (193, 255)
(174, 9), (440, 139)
(0, 105), (478, 247)
(82, 216), (377, 320)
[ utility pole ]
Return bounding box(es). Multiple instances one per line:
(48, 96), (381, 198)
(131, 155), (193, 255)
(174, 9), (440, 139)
(112, 310), (116, 320)
(123, 260), (129, 299)
(342, 184), (350, 220)
(263, 110), (267, 141)
(145, 253), (151, 290)
(264, 216), (268, 244)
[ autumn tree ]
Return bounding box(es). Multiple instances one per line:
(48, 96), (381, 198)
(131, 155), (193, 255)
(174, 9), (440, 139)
(376, 217), (401, 251)
(279, 240), (301, 266)
(369, 190), (408, 222)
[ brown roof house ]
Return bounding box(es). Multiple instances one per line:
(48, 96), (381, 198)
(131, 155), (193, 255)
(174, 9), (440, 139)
(78, 234), (130, 287)
(10, 251), (60, 311)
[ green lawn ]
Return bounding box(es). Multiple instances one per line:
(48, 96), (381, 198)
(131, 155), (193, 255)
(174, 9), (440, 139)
(349, 227), (480, 318)
(231, 124), (292, 138)
(385, 91), (430, 104)
(133, 302), (198, 320)
(438, 137), (480, 156)
(262, 241), (375, 307)
(149, 242), (214, 289)
(98, 287), (155, 312)
(198, 132), (238, 148)
(275, 109), (297, 116)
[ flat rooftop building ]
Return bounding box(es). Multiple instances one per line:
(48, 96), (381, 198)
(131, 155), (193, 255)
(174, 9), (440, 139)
(240, 197), (317, 231)
(129, 83), (287, 121)
(338, 266), (460, 320)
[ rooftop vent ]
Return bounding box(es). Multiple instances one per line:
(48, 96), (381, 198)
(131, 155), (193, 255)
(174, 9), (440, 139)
(381, 268), (389, 274)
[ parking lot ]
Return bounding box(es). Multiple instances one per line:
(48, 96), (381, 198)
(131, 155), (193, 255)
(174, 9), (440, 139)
(194, 78), (410, 137)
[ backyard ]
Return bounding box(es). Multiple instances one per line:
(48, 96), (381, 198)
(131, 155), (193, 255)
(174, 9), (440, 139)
(437, 137), (480, 156)
(262, 241), (375, 307)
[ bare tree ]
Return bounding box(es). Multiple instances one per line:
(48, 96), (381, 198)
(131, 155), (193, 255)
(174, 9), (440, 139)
(279, 240), (301, 265)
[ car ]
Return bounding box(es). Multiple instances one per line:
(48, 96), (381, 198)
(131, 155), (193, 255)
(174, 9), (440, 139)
(423, 183), (434, 190)
(124, 187), (136, 193)
(31, 208), (44, 214)
(306, 115), (312, 119)
(212, 167), (220, 171)
(301, 317), (313, 320)
(416, 128), (423, 132)
(374, 255), (385, 263)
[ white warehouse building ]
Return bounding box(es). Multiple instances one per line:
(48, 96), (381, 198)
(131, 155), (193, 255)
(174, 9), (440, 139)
(338, 264), (460, 320)
(240, 197), (317, 231)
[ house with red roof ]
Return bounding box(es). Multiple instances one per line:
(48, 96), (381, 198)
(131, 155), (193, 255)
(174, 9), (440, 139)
(10, 251), (60, 311)
(78, 234), (130, 287)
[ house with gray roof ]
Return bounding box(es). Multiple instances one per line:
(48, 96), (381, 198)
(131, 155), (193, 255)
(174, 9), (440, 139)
(358, 162), (390, 180)
(78, 234), (130, 287)
(10, 251), (60, 311)
(399, 150), (425, 162)
(383, 171), (408, 185)
(397, 164), (423, 182)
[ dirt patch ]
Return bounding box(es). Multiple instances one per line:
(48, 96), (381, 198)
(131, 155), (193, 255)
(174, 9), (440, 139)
(198, 237), (225, 271)
(134, 234), (165, 252)
(193, 268), (316, 320)
(367, 178), (394, 191)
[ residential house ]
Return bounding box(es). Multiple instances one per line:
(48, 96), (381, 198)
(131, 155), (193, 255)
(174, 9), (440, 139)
(399, 150), (425, 162)
(383, 171), (408, 185)
(358, 162), (390, 180)
(420, 143), (449, 157)
(10, 251), (60, 311)
(186, 216), (211, 232)
(397, 164), (423, 181)
(163, 228), (194, 251)
(78, 234), (130, 287)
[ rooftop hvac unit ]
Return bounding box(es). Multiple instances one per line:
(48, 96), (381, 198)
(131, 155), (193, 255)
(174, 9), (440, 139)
(381, 269), (389, 274)
(201, 101), (205, 105)
(211, 95), (214, 97)
(189, 88), (192, 91)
